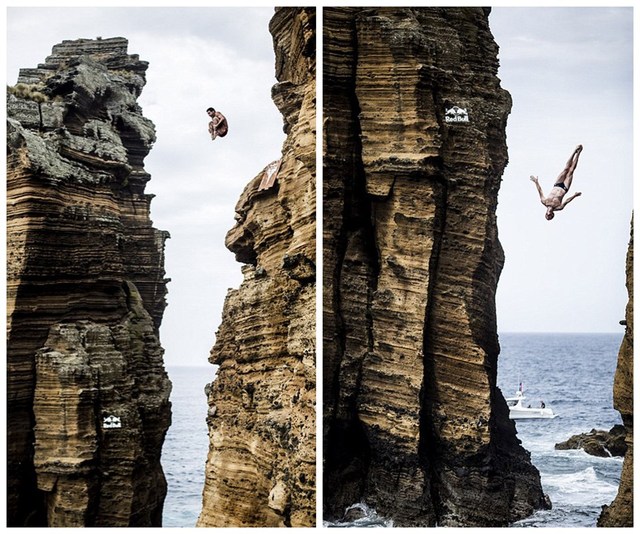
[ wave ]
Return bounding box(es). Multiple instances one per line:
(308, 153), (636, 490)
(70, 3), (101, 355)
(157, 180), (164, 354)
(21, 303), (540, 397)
(513, 506), (600, 528)
(324, 502), (394, 528)
(542, 466), (619, 507)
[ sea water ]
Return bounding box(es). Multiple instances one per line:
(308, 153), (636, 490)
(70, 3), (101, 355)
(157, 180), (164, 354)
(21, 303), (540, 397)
(162, 366), (213, 527)
(499, 332), (623, 527)
(161, 335), (624, 527)
(325, 332), (624, 528)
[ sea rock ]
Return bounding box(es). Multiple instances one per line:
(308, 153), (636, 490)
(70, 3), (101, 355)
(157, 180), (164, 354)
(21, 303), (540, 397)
(6, 38), (171, 527)
(196, 8), (316, 528)
(555, 425), (627, 458)
(323, 7), (548, 527)
(342, 503), (368, 522)
(598, 219), (633, 527)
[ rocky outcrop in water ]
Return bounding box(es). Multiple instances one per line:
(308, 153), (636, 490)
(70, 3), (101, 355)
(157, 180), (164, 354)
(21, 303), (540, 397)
(323, 7), (548, 527)
(197, 8), (316, 528)
(555, 425), (627, 458)
(598, 218), (633, 527)
(6, 37), (171, 527)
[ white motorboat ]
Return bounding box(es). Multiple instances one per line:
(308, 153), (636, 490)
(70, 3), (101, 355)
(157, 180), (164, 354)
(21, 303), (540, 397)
(505, 387), (557, 420)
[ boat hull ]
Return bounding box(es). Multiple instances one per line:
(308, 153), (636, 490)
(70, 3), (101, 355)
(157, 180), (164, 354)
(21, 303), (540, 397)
(509, 408), (557, 420)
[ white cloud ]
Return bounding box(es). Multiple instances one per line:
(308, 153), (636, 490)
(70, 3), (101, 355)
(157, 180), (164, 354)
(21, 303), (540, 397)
(7, 5), (632, 359)
(7, 6), (285, 366)
(491, 7), (633, 334)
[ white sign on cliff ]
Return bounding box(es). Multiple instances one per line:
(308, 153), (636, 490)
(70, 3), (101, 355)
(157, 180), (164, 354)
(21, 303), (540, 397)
(258, 159), (282, 191)
(103, 415), (122, 429)
(445, 106), (469, 123)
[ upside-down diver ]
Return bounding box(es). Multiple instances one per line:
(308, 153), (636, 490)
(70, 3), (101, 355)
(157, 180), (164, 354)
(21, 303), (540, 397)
(530, 145), (583, 220)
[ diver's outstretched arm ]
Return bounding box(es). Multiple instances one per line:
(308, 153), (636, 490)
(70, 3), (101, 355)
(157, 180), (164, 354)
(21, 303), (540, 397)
(557, 191), (582, 210)
(530, 175), (546, 203)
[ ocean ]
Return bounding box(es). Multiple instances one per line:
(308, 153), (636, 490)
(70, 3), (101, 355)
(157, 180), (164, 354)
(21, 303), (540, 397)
(160, 334), (624, 527)
(325, 332), (625, 528)
(498, 332), (624, 527)
(162, 366), (214, 528)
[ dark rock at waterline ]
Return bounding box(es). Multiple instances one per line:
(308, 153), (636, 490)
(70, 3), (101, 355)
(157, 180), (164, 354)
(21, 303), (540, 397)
(342, 505), (368, 522)
(555, 424), (627, 458)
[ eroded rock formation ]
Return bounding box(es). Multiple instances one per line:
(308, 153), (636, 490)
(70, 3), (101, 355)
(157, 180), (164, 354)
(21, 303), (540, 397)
(555, 425), (627, 458)
(197, 8), (316, 527)
(598, 218), (633, 527)
(6, 37), (171, 527)
(323, 7), (548, 526)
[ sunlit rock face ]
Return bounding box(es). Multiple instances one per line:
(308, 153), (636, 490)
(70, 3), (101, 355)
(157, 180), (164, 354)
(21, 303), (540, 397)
(197, 7), (316, 528)
(323, 7), (548, 527)
(598, 219), (633, 527)
(6, 37), (171, 527)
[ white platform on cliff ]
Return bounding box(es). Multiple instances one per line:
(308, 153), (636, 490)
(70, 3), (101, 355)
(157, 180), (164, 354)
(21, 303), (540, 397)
(506, 389), (557, 419)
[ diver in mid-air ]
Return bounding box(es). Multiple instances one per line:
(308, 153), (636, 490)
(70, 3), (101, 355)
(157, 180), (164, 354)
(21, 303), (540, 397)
(530, 145), (583, 220)
(206, 107), (228, 141)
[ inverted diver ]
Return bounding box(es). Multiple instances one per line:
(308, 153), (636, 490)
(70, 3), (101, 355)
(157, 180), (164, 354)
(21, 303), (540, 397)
(530, 145), (583, 220)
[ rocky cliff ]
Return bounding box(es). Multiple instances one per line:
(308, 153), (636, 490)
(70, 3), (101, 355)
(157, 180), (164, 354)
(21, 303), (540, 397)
(555, 425), (627, 458)
(323, 7), (548, 526)
(598, 218), (633, 527)
(197, 7), (316, 527)
(6, 37), (171, 527)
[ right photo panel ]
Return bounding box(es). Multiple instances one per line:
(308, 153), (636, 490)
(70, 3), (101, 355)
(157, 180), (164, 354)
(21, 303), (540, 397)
(322, 6), (633, 528)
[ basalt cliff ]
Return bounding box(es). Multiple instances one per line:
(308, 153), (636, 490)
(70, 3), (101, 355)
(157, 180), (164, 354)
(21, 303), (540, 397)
(197, 7), (316, 527)
(323, 7), (548, 526)
(6, 38), (171, 527)
(598, 218), (633, 527)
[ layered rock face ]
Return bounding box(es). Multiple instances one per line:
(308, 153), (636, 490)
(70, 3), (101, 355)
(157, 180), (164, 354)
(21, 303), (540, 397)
(197, 8), (316, 528)
(599, 219), (633, 527)
(6, 38), (171, 527)
(323, 7), (547, 526)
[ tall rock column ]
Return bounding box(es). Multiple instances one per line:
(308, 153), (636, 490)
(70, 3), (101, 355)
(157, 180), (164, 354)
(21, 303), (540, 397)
(6, 38), (171, 527)
(323, 7), (547, 526)
(197, 8), (316, 527)
(598, 218), (633, 527)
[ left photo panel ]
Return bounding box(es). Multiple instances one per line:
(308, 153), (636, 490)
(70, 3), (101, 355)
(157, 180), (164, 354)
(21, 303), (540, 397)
(5, 6), (316, 528)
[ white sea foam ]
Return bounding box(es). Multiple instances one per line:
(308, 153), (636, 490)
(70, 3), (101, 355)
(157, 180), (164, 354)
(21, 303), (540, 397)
(541, 466), (619, 507)
(324, 502), (394, 528)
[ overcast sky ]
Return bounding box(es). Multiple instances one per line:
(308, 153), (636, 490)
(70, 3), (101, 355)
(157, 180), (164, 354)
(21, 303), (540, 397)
(6, 5), (286, 368)
(489, 6), (633, 334)
(5, 4), (635, 370)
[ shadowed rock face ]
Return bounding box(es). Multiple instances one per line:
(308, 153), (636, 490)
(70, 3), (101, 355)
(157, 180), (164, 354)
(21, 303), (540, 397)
(6, 37), (171, 527)
(598, 218), (633, 527)
(323, 7), (547, 526)
(197, 8), (316, 528)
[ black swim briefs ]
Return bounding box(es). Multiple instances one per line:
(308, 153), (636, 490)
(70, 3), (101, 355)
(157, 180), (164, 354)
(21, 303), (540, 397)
(553, 182), (568, 191)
